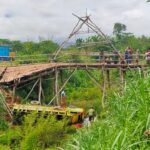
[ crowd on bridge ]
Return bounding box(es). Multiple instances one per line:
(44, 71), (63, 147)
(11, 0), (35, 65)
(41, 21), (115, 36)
(102, 47), (150, 65)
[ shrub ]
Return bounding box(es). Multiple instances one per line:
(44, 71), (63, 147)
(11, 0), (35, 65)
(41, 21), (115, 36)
(0, 112), (69, 149)
(66, 75), (150, 149)
(20, 112), (68, 150)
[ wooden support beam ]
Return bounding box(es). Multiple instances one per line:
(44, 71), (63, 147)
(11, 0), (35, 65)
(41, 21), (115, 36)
(106, 69), (110, 88)
(55, 68), (59, 105)
(60, 70), (63, 86)
(12, 85), (16, 103)
(101, 66), (106, 109)
(119, 67), (126, 90)
(48, 69), (77, 105)
(52, 71), (55, 105)
(38, 77), (42, 105)
(120, 67), (124, 84)
(9, 69), (55, 87)
(141, 66), (146, 78)
(0, 94), (13, 119)
(53, 17), (89, 60)
(41, 87), (45, 100)
(25, 79), (39, 100)
(72, 13), (116, 50)
(12, 80), (18, 103)
(85, 69), (102, 90)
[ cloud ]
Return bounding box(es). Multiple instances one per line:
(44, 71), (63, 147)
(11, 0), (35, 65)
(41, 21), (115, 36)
(0, 0), (149, 41)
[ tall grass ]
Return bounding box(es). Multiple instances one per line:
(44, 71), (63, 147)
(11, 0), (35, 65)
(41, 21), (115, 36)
(66, 75), (150, 150)
(0, 93), (8, 131)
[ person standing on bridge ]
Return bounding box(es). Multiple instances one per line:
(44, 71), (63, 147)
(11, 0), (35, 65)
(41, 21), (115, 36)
(128, 48), (133, 64)
(125, 48), (129, 64)
(125, 47), (132, 64)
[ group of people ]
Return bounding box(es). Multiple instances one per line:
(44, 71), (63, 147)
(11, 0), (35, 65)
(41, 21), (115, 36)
(112, 47), (150, 65)
(124, 47), (134, 64)
(112, 47), (135, 64)
(145, 48), (150, 64)
(112, 47), (140, 64)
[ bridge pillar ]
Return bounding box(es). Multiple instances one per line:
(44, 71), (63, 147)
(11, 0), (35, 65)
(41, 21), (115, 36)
(12, 80), (18, 103)
(101, 66), (106, 108)
(106, 69), (110, 88)
(55, 67), (59, 105)
(38, 77), (42, 105)
(119, 67), (126, 89)
(12, 85), (16, 103)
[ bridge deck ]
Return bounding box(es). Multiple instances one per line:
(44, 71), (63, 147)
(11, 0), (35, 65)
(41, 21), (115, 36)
(0, 63), (147, 84)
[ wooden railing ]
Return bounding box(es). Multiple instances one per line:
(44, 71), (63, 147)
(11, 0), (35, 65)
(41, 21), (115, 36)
(0, 52), (147, 66)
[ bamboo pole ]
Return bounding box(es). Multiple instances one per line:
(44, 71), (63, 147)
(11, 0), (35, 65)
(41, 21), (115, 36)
(101, 66), (106, 109)
(41, 86), (45, 101)
(120, 67), (124, 84)
(48, 69), (76, 105)
(25, 79), (39, 100)
(52, 71), (55, 105)
(141, 66), (146, 78)
(106, 69), (110, 88)
(60, 70), (63, 86)
(53, 17), (88, 60)
(38, 77), (42, 105)
(72, 14), (116, 50)
(55, 68), (59, 105)
(119, 67), (126, 90)
(12, 80), (18, 103)
(0, 94), (13, 119)
(85, 69), (102, 90)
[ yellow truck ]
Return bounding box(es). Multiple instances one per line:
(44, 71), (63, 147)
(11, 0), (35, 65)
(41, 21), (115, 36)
(12, 104), (84, 124)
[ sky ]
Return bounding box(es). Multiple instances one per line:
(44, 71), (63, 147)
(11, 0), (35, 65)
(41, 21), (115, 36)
(0, 0), (149, 42)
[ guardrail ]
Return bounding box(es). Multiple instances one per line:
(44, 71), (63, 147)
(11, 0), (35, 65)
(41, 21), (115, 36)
(0, 52), (148, 66)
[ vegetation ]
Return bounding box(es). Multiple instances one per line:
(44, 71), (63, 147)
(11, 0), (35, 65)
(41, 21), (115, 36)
(65, 74), (150, 149)
(113, 22), (127, 40)
(1, 22), (150, 149)
(0, 112), (70, 149)
(0, 22), (150, 62)
(0, 94), (8, 131)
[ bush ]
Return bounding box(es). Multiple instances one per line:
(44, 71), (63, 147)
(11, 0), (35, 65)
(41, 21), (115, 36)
(0, 112), (69, 149)
(0, 94), (8, 131)
(0, 144), (9, 150)
(66, 75), (150, 149)
(20, 113), (68, 150)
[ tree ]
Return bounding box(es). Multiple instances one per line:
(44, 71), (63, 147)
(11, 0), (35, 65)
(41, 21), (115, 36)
(113, 23), (127, 40)
(76, 38), (83, 47)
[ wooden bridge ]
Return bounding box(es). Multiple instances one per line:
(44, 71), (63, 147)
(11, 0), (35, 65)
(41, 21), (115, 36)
(1, 14), (149, 119)
(0, 52), (148, 109)
(0, 62), (147, 85)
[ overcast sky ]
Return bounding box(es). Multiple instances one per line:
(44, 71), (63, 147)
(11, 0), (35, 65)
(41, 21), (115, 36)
(0, 0), (149, 42)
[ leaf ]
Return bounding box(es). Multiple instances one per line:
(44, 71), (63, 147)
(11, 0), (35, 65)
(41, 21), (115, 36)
(111, 130), (123, 150)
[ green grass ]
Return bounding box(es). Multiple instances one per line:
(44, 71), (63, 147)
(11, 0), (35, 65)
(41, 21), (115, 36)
(65, 75), (150, 150)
